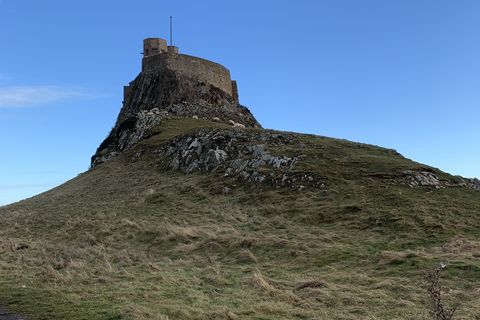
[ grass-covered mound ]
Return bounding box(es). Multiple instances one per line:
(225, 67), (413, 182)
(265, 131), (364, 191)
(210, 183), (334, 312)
(1, 119), (479, 320)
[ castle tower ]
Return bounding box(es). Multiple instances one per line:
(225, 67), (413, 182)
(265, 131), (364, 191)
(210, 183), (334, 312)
(143, 38), (167, 57)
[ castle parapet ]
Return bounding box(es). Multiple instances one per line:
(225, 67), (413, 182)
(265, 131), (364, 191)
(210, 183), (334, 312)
(167, 45), (179, 54)
(134, 38), (239, 102)
(142, 51), (234, 97)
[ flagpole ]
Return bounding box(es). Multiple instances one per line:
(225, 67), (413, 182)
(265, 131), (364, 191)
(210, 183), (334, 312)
(170, 16), (173, 46)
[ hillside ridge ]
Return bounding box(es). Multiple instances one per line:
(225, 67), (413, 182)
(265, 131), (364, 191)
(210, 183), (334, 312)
(1, 38), (480, 320)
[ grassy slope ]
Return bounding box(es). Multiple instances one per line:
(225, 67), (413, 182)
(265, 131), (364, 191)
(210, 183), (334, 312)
(0, 119), (479, 320)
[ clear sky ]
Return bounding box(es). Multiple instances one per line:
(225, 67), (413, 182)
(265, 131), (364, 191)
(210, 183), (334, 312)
(1, 0), (479, 205)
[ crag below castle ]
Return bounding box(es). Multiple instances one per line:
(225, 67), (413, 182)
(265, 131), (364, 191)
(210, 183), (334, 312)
(91, 38), (260, 167)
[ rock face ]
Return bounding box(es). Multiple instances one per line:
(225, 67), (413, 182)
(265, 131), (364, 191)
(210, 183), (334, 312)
(404, 170), (480, 191)
(467, 178), (480, 190)
(455, 177), (480, 190)
(154, 128), (325, 190)
(91, 68), (261, 167)
(404, 171), (442, 188)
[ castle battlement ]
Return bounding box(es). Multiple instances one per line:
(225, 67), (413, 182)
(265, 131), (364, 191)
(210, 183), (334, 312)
(123, 38), (238, 104)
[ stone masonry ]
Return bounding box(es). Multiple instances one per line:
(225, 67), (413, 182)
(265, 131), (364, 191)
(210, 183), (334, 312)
(124, 38), (238, 105)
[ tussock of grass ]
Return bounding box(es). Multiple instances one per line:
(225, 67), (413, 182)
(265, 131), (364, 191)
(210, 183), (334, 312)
(251, 270), (279, 294)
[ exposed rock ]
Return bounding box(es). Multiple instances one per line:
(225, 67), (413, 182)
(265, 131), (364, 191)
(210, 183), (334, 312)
(404, 171), (480, 191)
(463, 178), (480, 190)
(404, 171), (442, 188)
(233, 123), (246, 129)
(154, 128), (325, 190)
(91, 70), (261, 168)
(222, 186), (232, 194)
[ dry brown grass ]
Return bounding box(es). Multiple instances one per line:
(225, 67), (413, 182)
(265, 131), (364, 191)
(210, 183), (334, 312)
(0, 120), (479, 319)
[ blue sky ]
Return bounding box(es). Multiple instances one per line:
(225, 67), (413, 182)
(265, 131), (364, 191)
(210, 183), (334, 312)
(1, 0), (479, 205)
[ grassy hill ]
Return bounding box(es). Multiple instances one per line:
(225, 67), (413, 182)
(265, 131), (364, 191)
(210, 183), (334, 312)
(1, 118), (479, 320)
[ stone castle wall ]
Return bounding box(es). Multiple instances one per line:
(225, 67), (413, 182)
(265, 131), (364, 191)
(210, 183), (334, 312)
(142, 53), (234, 97)
(143, 38), (167, 57)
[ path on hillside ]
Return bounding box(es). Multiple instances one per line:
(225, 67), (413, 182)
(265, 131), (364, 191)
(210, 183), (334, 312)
(0, 308), (25, 320)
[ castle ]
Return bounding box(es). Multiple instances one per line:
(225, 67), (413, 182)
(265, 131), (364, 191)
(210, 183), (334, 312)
(91, 37), (260, 167)
(123, 38), (239, 105)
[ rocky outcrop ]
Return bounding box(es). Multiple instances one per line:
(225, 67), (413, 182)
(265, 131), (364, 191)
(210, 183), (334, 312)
(466, 178), (480, 190)
(453, 177), (480, 190)
(404, 171), (480, 191)
(154, 128), (325, 190)
(404, 171), (442, 188)
(91, 70), (261, 167)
